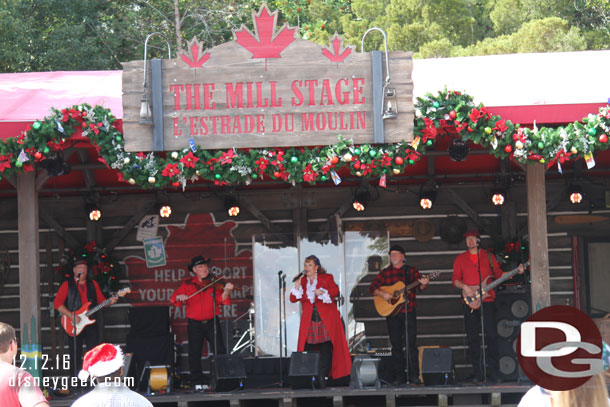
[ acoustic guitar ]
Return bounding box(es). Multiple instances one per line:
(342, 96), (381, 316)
(374, 272), (440, 317)
(463, 261), (529, 309)
(61, 287), (131, 336)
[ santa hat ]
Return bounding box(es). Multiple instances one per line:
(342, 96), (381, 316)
(78, 343), (123, 381)
(463, 229), (480, 238)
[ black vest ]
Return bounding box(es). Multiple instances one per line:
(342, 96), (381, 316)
(66, 278), (98, 311)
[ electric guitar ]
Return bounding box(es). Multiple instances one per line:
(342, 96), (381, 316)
(374, 272), (440, 317)
(61, 287), (131, 337)
(463, 261), (529, 309)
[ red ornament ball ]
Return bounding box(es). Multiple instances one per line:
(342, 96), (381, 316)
(512, 133), (518, 141)
(449, 110), (457, 119)
(273, 171), (281, 178)
(394, 156), (404, 165)
(353, 162), (360, 170)
(34, 151), (42, 160)
(504, 145), (513, 153)
(330, 156), (339, 165)
(599, 134), (608, 143)
(172, 181), (180, 187)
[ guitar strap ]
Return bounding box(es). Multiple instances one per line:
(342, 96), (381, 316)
(486, 252), (496, 283)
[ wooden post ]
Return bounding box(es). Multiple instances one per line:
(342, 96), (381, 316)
(17, 171), (42, 379)
(526, 163), (551, 310)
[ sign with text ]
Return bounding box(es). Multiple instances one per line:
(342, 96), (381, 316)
(122, 5), (413, 152)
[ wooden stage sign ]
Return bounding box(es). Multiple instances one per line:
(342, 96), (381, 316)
(122, 5), (413, 152)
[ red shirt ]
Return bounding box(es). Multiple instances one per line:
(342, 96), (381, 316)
(452, 249), (503, 302)
(53, 279), (106, 311)
(0, 361), (48, 407)
(169, 276), (230, 321)
(369, 264), (421, 312)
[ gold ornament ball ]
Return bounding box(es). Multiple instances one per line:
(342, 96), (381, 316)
(356, 171), (362, 177)
(570, 147), (578, 154)
(343, 153), (353, 162)
(128, 178), (136, 185)
(515, 141), (524, 149)
(171, 151), (179, 159)
(147, 176), (156, 184)
(123, 157), (130, 165)
(392, 168), (400, 175)
(195, 170), (200, 176)
(539, 159), (545, 164)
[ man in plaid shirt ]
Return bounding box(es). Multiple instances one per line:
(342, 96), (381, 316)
(370, 245), (429, 385)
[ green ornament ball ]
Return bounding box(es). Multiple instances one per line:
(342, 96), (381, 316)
(354, 148), (361, 156)
(321, 175), (327, 181)
(537, 142), (544, 149)
(587, 128), (596, 136)
(32, 121), (41, 130)
(290, 156), (298, 163)
(433, 102), (440, 108)
(15, 161), (23, 168)
(43, 147), (50, 154)
(214, 174), (221, 180)
(408, 159), (415, 165)
(369, 150), (377, 158)
(426, 139), (433, 146)
(251, 173), (258, 179)
(484, 127), (492, 135)
(115, 135), (123, 142)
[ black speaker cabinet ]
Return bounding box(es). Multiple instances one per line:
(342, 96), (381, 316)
(211, 355), (246, 392)
(288, 352), (324, 389)
(495, 288), (531, 382)
(421, 348), (453, 386)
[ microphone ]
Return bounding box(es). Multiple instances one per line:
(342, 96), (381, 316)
(278, 270), (284, 276)
(476, 238), (481, 247)
(292, 271), (304, 282)
(76, 271), (82, 281)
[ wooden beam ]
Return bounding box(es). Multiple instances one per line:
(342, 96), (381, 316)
(105, 201), (156, 252)
(35, 169), (50, 191)
(4, 175), (16, 188)
(39, 207), (79, 247)
(77, 149), (97, 189)
(445, 188), (493, 237)
(526, 162), (551, 310)
(17, 171), (42, 378)
(240, 197), (276, 232)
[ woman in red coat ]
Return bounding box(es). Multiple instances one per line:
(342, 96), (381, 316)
(289, 255), (352, 381)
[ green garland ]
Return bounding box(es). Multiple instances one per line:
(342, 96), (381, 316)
(0, 89), (608, 188)
(58, 240), (122, 295)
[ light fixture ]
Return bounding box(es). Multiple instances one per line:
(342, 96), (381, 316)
(40, 151), (71, 176)
(448, 138), (469, 162)
(139, 32), (171, 126)
(361, 28), (398, 121)
(491, 188), (506, 206)
(225, 196), (240, 217)
(569, 185), (583, 204)
(159, 204), (172, 218)
(419, 190), (436, 210)
(353, 191), (371, 212)
(87, 204), (101, 221)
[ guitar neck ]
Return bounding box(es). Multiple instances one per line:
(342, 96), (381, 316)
(85, 297), (113, 317)
(482, 262), (529, 293)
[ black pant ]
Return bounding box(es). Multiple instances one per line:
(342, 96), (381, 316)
(386, 310), (418, 381)
(304, 341), (333, 379)
(462, 302), (499, 379)
(187, 318), (226, 385)
(67, 323), (100, 376)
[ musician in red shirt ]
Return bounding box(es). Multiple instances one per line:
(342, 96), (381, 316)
(54, 259), (117, 375)
(170, 256), (234, 388)
(452, 230), (523, 384)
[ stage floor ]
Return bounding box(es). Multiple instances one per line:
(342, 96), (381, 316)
(48, 382), (533, 407)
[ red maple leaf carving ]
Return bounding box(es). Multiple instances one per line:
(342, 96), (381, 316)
(322, 32), (354, 63)
(234, 4), (297, 59)
(180, 37), (211, 68)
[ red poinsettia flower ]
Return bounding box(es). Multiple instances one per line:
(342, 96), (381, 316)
(492, 119), (508, 134)
(88, 123), (100, 135)
(420, 118), (440, 141)
(220, 149), (236, 165)
(302, 164), (317, 183)
(255, 157), (269, 170)
(161, 163), (180, 178)
(381, 154), (392, 167)
(469, 108), (483, 123)
(179, 151), (199, 168)
(406, 149), (420, 162)
(136, 152), (146, 159)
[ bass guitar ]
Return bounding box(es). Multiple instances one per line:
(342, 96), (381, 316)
(374, 271), (440, 317)
(463, 261), (529, 309)
(61, 287), (131, 337)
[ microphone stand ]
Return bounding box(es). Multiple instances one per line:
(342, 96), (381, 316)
(72, 272), (81, 379)
(476, 242), (487, 383)
(277, 271), (284, 387)
(282, 275), (287, 358)
(402, 264), (411, 384)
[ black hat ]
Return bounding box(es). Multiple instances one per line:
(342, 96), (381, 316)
(188, 255), (210, 272)
(389, 245), (406, 255)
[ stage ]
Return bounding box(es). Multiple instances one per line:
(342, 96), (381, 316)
(47, 382), (532, 407)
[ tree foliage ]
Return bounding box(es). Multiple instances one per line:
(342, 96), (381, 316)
(0, 0), (609, 73)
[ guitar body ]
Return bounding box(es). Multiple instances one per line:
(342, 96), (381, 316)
(373, 281), (406, 317)
(61, 302), (96, 337)
(462, 276), (493, 310)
